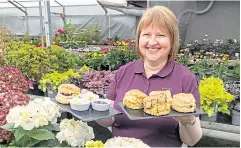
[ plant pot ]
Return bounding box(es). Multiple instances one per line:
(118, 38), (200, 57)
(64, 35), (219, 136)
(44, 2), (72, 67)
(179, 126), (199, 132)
(46, 86), (57, 98)
(200, 112), (218, 122)
(200, 102), (218, 122)
(231, 109), (240, 126)
(28, 83), (45, 96)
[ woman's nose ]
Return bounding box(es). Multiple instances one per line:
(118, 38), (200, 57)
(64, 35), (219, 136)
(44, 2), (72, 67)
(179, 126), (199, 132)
(148, 36), (158, 46)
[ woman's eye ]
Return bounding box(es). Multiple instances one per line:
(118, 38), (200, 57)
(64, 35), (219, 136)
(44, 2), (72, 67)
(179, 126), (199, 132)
(157, 34), (165, 37)
(143, 34), (150, 36)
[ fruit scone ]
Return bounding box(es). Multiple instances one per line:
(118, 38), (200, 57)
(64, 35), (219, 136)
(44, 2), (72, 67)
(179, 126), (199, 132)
(149, 89), (173, 103)
(171, 93), (196, 113)
(123, 89), (147, 109)
(143, 91), (172, 116)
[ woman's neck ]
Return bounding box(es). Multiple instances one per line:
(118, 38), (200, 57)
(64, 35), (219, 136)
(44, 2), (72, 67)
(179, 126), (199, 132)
(144, 59), (168, 78)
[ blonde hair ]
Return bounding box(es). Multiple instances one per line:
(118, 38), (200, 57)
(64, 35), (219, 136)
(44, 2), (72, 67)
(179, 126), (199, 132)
(135, 6), (179, 62)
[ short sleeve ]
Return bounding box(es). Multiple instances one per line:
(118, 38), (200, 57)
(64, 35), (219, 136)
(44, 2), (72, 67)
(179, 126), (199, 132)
(183, 74), (200, 109)
(107, 72), (118, 101)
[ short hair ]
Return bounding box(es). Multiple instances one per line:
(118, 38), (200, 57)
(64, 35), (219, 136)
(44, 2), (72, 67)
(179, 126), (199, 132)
(135, 6), (179, 62)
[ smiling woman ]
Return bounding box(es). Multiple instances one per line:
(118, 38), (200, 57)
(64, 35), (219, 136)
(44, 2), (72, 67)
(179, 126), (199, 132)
(96, 6), (202, 147)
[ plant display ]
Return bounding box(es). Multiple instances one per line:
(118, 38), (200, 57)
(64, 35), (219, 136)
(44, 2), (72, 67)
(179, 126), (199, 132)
(84, 47), (138, 71)
(1, 97), (61, 147)
(3, 42), (82, 83)
(180, 35), (240, 60)
(80, 70), (115, 97)
(0, 66), (29, 93)
(56, 119), (94, 147)
(54, 22), (100, 45)
(189, 59), (212, 80)
(0, 26), (15, 43)
(38, 69), (80, 92)
(225, 80), (240, 112)
(199, 76), (234, 116)
(47, 45), (82, 72)
(0, 91), (30, 144)
(3, 42), (58, 82)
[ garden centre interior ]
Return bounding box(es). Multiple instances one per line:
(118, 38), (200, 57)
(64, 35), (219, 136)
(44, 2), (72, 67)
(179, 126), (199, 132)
(0, 0), (240, 147)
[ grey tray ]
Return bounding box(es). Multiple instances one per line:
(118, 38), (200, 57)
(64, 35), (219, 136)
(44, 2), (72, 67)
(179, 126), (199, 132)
(119, 102), (204, 120)
(51, 98), (122, 122)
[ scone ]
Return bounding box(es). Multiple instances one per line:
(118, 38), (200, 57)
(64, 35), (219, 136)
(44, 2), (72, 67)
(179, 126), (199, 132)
(171, 93), (196, 113)
(56, 84), (81, 104)
(149, 90), (172, 103)
(123, 89), (147, 109)
(143, 93), (171, 116)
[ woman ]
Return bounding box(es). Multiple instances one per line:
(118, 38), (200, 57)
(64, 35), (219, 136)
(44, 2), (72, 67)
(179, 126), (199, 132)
(97, 6), (202, 147)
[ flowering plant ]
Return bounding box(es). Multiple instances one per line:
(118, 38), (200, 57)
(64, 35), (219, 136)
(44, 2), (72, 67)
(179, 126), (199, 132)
(199, 77), (234, 116)
(1, 97), (61, 147)
(56, 118), (95, 147)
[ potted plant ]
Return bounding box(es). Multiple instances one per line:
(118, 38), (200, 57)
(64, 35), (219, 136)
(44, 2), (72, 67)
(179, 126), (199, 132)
(199, 76), (234, 121)
(38, 69), (80, 97)
(225, 65), (240, 125)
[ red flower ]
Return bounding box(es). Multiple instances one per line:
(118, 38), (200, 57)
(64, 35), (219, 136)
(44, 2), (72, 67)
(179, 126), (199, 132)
(58, 29), (65, 34)
(35, 44), (41, 47)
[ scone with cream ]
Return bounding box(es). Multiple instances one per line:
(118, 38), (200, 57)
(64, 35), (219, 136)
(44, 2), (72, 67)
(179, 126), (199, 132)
(171, 93), (196, 113)
(143, 92), (171, 116)
(123, 89), (147, 109)
(55, 84), (80, 104)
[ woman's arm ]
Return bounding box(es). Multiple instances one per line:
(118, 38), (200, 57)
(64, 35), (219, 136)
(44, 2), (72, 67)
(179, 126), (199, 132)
(178, 117), (202, 146)
(178, 73), (202, 146)
(96, 101), (116, 127)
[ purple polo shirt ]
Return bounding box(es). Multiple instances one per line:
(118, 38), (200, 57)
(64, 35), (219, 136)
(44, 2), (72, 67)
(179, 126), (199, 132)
(107, 59), (200, 147)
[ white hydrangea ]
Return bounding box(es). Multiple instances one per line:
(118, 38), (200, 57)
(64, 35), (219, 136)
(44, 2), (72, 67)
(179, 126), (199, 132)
(56, 119), (95, 147)
(104, 137), (150, 148)
(6, 97), (61, 130)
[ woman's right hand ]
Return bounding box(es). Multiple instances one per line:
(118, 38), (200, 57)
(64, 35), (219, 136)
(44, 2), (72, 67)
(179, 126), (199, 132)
(96, 116), (116, 127)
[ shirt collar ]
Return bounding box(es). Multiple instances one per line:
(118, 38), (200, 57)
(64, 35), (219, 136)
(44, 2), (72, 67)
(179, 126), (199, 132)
(134, 59), (175, 78)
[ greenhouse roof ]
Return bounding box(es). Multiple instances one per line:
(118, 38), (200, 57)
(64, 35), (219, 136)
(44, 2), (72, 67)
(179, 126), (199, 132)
(0, 0), (127, 8)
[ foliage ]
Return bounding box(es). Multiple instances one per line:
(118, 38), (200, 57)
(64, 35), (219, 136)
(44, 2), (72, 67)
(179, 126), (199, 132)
(1, 98), (61, 147)
(58, 41), (87, 49)
(84, 47), (138, 71)
(189, 59), (211, 80)
(0, 26), (15, 43)
(199, 76), (234, 116)
(3, 42), (82, 82)
(180, 35), (240, 60)
(54, 22), (100, 45)
(211, 61), (233, 81)
(176, 53), (190, 67)
(47, 45), (83, 72)
(3, 42), (57, 82)
(38, 69), (80, 92)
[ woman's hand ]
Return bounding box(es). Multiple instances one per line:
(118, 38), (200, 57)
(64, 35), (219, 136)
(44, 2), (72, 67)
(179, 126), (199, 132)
(173, 115), (196, 123)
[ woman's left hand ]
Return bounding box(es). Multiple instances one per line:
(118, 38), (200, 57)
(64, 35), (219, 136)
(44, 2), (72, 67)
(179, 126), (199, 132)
(173, 115), (196, 123)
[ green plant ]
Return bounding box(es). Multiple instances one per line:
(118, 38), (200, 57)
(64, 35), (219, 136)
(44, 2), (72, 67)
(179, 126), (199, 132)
(211, 61), (233, 81)
(3, 42), (58, 82)
(47, 45), (82, 72)
(38, 69), (80, 92)
(189, 59), (211, 79)
(176, 53), (190, 67)
(199, 76), (234, 116)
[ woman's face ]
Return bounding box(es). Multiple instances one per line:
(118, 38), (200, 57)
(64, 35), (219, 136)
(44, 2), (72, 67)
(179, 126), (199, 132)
(139, 25), (171, 63)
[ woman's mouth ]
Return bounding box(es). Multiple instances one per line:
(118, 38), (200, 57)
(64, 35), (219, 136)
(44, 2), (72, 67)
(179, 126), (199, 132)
(147, 48), (161, 52)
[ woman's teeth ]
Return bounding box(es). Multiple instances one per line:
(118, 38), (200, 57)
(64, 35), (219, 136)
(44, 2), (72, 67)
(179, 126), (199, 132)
(148, 48), (160, 52)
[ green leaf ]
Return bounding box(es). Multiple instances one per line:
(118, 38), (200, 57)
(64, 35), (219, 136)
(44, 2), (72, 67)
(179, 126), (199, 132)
(27, 138), (41, 147)
(40, 123), (60, 132)
(28, 129), (55, 140)
(1, 123), (15, 131)
(13, 127), (26, 142)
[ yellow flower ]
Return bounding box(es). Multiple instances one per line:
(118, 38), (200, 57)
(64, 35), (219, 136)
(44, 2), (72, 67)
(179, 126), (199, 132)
(93, 52), (98, 57)
(120, 46), (126, 51)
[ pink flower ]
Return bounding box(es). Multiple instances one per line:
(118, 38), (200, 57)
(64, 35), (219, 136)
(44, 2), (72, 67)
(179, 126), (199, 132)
(57, 29), (65, 34)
